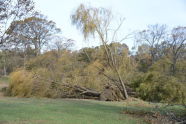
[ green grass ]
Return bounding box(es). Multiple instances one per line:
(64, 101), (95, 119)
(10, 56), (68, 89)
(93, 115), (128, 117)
(0, 98), (147, 124)
(0, 97), (185, 124)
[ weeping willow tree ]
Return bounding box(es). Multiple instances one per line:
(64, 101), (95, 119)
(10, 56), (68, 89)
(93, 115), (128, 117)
(71, 4), (132, 99)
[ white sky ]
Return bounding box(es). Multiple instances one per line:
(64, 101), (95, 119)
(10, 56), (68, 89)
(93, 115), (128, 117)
(34, 0), (186, 50)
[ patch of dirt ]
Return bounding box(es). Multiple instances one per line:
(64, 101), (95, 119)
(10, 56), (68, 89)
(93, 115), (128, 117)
(144, 113), (176, 124)
(0, 121), (8, 124)
(0, 120), (49, 124)
(0, 83), (8, 89)
(124, 111), (176, 124)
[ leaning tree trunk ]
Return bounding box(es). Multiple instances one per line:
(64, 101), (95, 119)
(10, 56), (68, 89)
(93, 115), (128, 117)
(115, 67), (129, 99)
(118, 75), (129, 99)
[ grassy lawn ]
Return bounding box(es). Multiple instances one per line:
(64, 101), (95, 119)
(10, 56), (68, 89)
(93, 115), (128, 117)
(0, 98), (147, 124)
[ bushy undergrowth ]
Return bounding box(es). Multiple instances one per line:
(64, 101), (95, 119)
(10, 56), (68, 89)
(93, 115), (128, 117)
(9, 68), (71, 98)
(8, 51), (107, 98)
(9, 70), (33, 97)
(7, 44), (186, 104)
(132, 72), (186, 104)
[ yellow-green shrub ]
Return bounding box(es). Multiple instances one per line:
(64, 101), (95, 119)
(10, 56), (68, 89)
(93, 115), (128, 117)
(9, 69), (33, 97)
(134, 72), (186, 104)
(9, 68), (60, 98)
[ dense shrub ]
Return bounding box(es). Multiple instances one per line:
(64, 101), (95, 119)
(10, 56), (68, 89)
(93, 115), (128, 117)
(9, 70), (33, 97)
(133, 72), (186, 104)
(8, 50), (107, 98)
(9, 68), (64, 98)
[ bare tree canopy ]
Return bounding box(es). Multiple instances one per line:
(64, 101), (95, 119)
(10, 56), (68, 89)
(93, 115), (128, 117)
(136, 24), (167, 63)
(168, 26), (186, 75)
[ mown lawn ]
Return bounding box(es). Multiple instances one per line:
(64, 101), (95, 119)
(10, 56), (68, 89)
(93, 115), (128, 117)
(0, 98), (147, 124)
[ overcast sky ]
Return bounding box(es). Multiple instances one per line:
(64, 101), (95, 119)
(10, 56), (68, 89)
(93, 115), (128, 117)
(34, 0), (186, 49)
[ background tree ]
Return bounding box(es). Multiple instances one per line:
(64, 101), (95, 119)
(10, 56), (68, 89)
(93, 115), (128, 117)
(0, 0), (34, 47)
(49, 36), (74, 55)
(0, 48), (27, 76)
(7, 13), (61, 56)
(167, 27), (186, 75)
(135, 44), (151, 72)
(136, 24), (167, 64)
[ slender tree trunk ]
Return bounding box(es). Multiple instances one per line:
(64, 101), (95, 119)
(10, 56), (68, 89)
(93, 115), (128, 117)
(171, 57), (177, 75)
(3, 58), (7, 76)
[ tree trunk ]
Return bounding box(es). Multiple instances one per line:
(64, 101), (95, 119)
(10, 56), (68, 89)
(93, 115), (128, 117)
(3, 65), (7, 76)
(120, 79), (129, 99)
(117, 70), (129, 99)
(3, 58), (7, 76)
(171, 56), (177, 75)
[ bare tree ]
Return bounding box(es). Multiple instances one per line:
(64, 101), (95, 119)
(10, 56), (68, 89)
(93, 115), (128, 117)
(168, 27), (186, 75)
(136, 24), (167, 64)
(50, 36), (74, 52)
(71, 4), (131, 99)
